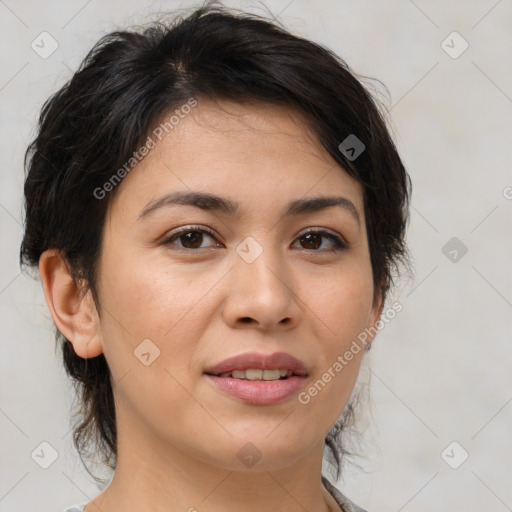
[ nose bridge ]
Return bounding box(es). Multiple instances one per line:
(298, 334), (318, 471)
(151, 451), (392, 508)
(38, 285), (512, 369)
(225, 233), (298, 328)
(234, 234), (289, 293)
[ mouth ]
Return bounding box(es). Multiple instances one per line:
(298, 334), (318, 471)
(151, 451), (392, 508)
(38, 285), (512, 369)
(204, 352), (309, 405)
(207, 368), (301, 380)
(204, 351), (308, 377)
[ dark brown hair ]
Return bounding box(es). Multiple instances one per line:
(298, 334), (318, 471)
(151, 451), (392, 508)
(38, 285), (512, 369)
(20, 0), (411, 485)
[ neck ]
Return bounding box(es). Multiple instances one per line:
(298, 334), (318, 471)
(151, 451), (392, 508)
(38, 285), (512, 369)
(84, 421), (337, 512)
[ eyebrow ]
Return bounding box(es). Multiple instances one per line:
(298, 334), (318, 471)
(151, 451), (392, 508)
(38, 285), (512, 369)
(137, 191), (361, 226)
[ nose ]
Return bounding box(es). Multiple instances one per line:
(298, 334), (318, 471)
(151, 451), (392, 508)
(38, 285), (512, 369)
(222, 238), (301, 332)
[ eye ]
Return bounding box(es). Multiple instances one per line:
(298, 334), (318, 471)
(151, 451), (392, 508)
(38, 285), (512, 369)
(162, 225), (220, 250)
(162, 226), (347, 252)
(292, 229), (347, 252)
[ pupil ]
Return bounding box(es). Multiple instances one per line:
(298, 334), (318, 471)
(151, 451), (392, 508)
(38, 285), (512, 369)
(302, 233), (320, 250)
(183, 231), (202, 249)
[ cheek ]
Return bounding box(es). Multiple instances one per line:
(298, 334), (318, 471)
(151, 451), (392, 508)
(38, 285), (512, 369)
(307, 262), (375, 343)
(98, 247), (216, 338)
(95, 254), (212, 430)
(95, 250), (219, 393)
(301, 264), (373, 404)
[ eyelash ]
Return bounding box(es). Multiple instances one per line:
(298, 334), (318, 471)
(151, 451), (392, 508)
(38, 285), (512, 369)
(161, 225), (347, 253)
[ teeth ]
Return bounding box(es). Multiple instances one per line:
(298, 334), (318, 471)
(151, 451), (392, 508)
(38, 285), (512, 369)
(262, 369), (281, 380)
(246, 369), (263, 380)
(218, 369), (293, 380)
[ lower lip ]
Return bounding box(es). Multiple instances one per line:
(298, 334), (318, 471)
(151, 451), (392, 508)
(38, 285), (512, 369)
(205, 375), (307, 405)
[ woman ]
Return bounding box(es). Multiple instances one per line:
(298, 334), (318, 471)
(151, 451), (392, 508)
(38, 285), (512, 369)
(20, 2), (411, 511)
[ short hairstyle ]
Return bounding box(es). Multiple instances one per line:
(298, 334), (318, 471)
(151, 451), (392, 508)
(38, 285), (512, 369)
(20, 0), (411, 484)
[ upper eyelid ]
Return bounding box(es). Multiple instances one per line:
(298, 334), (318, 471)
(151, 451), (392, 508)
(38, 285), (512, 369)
(165, 225), (343, 238)
(164, 225), (346, 246)
(165, 225), (217, 239)
(299, 226), (343, 238)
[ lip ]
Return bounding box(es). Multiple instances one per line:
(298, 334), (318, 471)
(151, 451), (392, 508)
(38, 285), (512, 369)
(204, 351), (308, 376)
(203, 351), (309, 406)
(205, 374), (307, 405)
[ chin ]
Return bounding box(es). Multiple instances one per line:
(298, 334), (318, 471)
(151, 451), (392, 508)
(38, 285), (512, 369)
(204, 433), (317, 473)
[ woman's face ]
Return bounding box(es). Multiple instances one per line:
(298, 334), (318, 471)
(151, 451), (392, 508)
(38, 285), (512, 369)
(93, 98), (381, 472)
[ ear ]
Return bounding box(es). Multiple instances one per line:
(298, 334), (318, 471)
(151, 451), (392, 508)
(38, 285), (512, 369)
(39, 249), (103, 358)
(366, 289), (385, 346)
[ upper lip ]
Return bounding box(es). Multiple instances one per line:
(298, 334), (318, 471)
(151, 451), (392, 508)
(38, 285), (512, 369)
(204, 351), (308, 376)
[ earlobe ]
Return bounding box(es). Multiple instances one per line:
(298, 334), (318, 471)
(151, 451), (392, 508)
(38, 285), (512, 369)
(39, 249), (103, 358)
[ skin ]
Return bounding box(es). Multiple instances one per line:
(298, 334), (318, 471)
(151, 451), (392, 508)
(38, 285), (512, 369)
(39, 98), (382, 512)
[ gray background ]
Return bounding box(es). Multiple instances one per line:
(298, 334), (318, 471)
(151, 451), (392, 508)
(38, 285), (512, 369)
(1, 1), (511, 511)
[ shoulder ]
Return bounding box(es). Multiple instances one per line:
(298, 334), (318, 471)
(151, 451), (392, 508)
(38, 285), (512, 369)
(63, 482), (367, 512)
(322, 475), (368, 512)
(63, 505), (85, 512)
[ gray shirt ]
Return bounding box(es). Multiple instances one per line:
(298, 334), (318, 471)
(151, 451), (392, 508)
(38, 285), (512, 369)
(63, 477), (367, 512)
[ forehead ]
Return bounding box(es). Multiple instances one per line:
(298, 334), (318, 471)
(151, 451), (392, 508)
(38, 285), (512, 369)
(107, 98), (364, 220)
